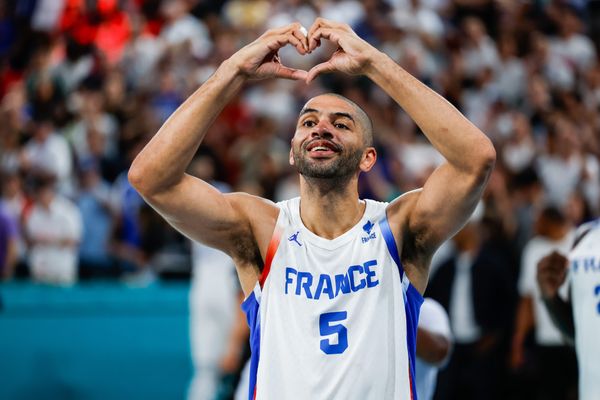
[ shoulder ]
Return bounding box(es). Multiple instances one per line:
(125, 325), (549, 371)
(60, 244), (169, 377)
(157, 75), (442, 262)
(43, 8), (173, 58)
(572, 219), (600, 250)
(225, 192), (279, 219)
(383, 189), (422, 229)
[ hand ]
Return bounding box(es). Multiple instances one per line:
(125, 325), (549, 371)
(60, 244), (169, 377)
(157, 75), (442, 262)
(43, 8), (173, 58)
(228, 23), (309, 81)
(537, 251), (568, 299)
(305, 18), (379, 83)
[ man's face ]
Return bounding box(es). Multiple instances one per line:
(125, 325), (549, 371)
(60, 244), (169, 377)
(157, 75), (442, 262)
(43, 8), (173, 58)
(290, 95), (368, 180)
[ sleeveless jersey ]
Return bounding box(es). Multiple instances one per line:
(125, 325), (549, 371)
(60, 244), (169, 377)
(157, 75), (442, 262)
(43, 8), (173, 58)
(241, 197), (423, 399)
(568, 219), (600, 400)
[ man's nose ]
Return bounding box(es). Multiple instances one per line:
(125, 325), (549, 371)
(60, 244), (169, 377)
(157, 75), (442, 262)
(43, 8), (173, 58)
(311, 120), (333, 139)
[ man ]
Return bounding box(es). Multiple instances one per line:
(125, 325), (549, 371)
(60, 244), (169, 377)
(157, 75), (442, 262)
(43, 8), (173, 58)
(427, 205), (514, 400)
(537, 219), (600, 400)
(129, 19), (495, 399)
(511, 207), (577, 400)
(25, 175), (82, 285)
(415, 298), (453, 400)
(186, 155), (241, 400)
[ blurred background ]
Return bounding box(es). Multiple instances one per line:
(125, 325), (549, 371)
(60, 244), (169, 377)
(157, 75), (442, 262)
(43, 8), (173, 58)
(0, 0), (599, 399)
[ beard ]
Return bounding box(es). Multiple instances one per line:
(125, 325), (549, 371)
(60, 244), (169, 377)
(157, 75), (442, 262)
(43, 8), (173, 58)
(292, 144), (364, 181)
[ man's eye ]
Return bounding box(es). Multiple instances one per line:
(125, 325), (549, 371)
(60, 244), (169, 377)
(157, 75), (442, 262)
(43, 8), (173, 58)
(303, 120), (316, 127)
(335, 123), (348, 130)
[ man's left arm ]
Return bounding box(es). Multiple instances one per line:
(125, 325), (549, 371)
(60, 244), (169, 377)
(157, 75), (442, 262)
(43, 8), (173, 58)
(307, 19), (495, 291)
(365, 50), (495, 293)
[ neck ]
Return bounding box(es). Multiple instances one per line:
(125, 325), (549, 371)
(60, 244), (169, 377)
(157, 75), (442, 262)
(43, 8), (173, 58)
(299, 176), (364, 239)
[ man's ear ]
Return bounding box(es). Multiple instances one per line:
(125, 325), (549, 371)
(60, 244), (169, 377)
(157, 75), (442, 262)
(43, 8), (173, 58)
(360, 147), (377, 172)
(289, 147), (295, 166)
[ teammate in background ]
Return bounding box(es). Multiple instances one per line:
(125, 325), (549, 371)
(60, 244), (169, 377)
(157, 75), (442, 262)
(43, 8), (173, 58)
(537, 219), (600, 400)
(129, 19), (495, 399)
(187, 154), (241, 400)
(415, 298), (453, 400)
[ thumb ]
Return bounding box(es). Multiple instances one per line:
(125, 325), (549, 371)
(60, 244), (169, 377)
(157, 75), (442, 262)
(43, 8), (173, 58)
(274, 65), (308, 81)
(306, 61), (336, 84)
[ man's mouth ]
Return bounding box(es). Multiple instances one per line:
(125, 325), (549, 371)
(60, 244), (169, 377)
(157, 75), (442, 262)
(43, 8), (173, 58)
(305, 140), (341, 157)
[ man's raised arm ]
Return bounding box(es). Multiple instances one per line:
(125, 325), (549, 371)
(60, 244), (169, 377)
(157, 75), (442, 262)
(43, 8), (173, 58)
(305, 19), (496, 291)
(128, 23), (309, 290)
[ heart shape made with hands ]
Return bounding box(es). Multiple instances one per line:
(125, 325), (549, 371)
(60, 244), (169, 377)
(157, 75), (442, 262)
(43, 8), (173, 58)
(273, 38), (338, 83)
(258, 21), (363, 84)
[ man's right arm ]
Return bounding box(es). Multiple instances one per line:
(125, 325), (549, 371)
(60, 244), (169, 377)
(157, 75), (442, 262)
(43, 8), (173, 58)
(128, 23), (309, 292)
(537, 251), (575, 343)
(128, 63), (251, 252)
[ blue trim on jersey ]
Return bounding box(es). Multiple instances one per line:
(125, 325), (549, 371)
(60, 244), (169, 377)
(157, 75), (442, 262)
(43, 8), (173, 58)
(241, 291), (261, 400)
(380, 215), (423, 399)
(404, 283), (424, 400)
(379, 216), (404, 279)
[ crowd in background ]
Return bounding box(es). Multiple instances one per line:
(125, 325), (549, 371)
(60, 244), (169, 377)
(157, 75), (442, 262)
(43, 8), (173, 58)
(0, 0), (599, 399)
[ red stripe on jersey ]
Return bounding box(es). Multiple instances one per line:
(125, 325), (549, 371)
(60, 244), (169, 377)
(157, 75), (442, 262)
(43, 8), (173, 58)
(259, 226), (282, 288)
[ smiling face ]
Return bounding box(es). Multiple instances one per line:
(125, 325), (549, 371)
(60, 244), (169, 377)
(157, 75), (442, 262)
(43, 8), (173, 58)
(290, 94), (376, 181)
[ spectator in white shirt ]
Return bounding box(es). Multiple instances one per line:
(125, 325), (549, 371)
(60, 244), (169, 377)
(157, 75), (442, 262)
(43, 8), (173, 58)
(25, 175), (82, 285)
(21, 117), (73, 195)
(511, 206), (577, 400)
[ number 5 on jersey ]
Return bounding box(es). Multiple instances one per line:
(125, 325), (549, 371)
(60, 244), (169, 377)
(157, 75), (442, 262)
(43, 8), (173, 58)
(320, 311), (348, 354)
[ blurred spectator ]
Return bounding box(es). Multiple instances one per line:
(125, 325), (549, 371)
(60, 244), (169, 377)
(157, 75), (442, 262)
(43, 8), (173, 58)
(160, 0), (213, 60)
(21, 116), (73, 195)
(24, 175), (82, 285)
(109, 141), (149, 277)
(502, 112), (537, 175)
(460, 17), (498, 81)
(186, 154), (239, 400)
(550, 6), (596, 75)
(0, 199), (18, 280)
(65, 86), (119, 162)
(427, 205), (514, 400)
(535, 116), (598, 208)
(492, 33), (526, 107)
(0, 171), (26, 275)
(511, 206), (578, 399)
(76, 159), (116, 278)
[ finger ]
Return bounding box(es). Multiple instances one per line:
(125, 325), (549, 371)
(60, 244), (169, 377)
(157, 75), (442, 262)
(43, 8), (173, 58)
(306, 61), (336, 84)
(275, 65), (308, 81)
(309, 27), (341, 52)
(308, 18), (348, 39)
(291, 28), (309, 53)
(267, 33), (304, 54)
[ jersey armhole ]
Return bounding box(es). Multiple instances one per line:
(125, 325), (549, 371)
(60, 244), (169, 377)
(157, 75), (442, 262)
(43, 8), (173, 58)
(258, 209), (284, 288)
(379, 213), (406, 280)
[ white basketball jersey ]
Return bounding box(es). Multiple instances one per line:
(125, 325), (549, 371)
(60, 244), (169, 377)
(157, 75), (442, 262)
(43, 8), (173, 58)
(241, 197), (423, 400)
(568, 219), (600, 400)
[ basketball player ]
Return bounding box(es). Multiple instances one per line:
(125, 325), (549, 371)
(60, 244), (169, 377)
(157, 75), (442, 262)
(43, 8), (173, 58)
(537, 219), (600, 400)
(129, 19), (495, 399)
